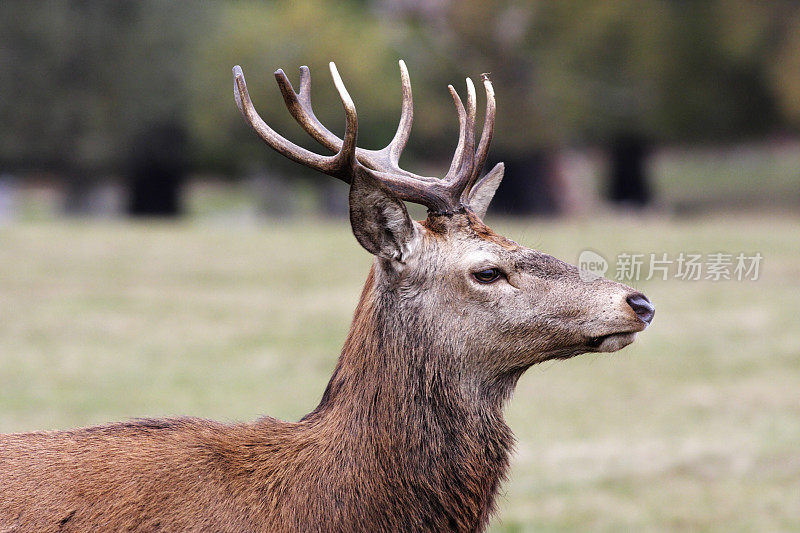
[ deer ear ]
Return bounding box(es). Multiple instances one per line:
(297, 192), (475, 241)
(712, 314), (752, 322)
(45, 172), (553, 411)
(349, 170), (418, 263)
(465, 162), (504, 219)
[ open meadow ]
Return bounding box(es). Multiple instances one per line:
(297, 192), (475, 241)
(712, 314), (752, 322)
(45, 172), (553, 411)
(1, 213), (798, 531)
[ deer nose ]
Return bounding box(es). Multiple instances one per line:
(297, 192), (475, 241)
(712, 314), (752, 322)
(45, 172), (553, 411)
(626, 293), (655, 324)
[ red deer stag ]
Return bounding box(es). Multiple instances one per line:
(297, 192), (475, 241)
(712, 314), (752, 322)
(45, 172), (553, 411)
(0, 60), (654, 531)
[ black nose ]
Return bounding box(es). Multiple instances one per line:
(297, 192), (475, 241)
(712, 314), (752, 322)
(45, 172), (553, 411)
(627, 293), (655, 324)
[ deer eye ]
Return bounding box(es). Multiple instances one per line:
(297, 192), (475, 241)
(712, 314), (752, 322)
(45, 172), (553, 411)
(473, 268), (502, 284)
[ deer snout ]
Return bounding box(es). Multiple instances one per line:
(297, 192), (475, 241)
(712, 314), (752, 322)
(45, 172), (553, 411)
(626, 292), (655, 325)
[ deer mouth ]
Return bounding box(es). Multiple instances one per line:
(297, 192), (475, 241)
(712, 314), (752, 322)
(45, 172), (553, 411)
(585, 331), (639, 352)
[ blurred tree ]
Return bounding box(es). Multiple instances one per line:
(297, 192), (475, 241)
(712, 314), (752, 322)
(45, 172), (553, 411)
(769, 7), (800, 127)
(608, 133), (651, 207)
(127, 121), (188, 217)
(0, 0), (206, 213)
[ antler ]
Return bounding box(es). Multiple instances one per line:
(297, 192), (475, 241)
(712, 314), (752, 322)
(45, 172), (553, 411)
(233, 61), (496, 214)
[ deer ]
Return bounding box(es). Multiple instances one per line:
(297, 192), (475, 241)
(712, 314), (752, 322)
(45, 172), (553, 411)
(0, 60), (654, 532)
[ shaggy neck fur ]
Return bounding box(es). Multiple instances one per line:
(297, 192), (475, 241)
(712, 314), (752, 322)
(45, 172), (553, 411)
(301, 267), (515, 532)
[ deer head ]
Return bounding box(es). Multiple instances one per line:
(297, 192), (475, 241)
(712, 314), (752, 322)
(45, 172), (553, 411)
(233, 61), (653, 397)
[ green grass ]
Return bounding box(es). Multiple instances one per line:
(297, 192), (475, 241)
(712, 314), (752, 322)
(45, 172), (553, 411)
(1, 214), (798, 531)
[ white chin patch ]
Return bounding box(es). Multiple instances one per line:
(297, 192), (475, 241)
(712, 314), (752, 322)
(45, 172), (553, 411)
(597, 332), (637, 353)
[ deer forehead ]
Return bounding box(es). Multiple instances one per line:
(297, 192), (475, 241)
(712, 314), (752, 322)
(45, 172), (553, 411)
(420, 213), (519, 254)
(420, 231), (516, 270)
(454, 250), (505, 269)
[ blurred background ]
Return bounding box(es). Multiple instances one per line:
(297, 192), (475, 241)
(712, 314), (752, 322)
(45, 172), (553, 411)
(1, 1), (798, 531)
(3, 0), (800, 218)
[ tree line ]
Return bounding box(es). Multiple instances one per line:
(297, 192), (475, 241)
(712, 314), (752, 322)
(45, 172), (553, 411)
(1, 1), (798, 211)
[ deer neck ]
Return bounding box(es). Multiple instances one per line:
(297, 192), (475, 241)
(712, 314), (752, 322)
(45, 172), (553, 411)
(302, 267), (514, 529)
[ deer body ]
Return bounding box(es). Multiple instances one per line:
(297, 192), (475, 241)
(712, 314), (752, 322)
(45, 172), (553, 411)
(0, 61), (653, 532)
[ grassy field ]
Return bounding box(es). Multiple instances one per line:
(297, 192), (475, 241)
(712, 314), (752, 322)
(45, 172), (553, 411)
(1, 214), (798, 531)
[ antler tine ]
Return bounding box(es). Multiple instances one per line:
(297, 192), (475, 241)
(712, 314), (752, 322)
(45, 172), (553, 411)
(275, 66), (341, 154)
(298, 65), (312, 101)
(445, 85), (467, 180)
(328, 62), (358, 172)
(444, 78), (477, 198)
(462, 77), (477, 177)
(384, 59), (413, 167)
(463, 74), (496, 197)
(369, 60), (437, 181)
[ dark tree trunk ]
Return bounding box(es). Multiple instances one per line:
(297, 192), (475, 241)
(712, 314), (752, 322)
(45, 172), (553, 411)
(127, 122), (187, 217)
(608, 133), (651, 208)
(488, 150), (562, 216)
